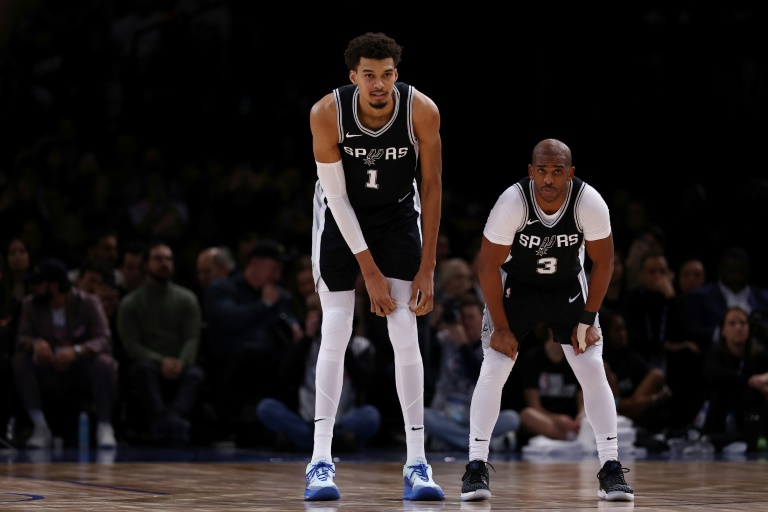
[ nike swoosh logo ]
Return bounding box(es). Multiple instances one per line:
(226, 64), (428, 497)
(607, 436), (617, 440)
(411, 426), (424, 431)
(526, 219), (540, 225)
(568, 292), (581, 303)
(398, 192), (411, 203)
(474, 438), (488, 442)
(345, 132), (362, 138)
(314, 418), (324, 423)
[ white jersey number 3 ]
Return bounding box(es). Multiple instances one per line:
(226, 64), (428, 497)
(537, 257), (557, 275)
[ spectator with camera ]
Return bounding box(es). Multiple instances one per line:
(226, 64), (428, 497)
(256, 293), (381, 452)
(424, 292), (520, 451)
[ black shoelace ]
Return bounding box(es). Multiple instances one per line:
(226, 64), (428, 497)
(465, 461), (495, 484)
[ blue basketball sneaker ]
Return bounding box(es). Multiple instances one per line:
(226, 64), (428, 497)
(402, 457), (444, 501)
(304, 457), (341, 501)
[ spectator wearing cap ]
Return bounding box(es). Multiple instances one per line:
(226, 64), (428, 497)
(116, 241), (205, 446)
(12, 258), (118, 449)
(203, 239), (303, 430)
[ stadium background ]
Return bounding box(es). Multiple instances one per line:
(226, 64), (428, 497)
(1, 1), (766, 285)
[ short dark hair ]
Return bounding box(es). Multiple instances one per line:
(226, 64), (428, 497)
(87, 227), (118, 248)
(247, 239), (287, 263)
(344, 32), (403, 71)
(119, 239), (148, 265)
(79, 258), (115, 288)
(145, 240), (173, 261)
(720, 245), (750, 271)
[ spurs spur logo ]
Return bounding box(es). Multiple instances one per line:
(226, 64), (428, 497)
(535, 236), (556, 257)
(363, 149), (384, 166)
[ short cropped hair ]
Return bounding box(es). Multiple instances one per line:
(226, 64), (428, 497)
(344, 32), (403, 71)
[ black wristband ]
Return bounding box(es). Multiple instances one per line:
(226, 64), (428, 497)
(579, 310), (597, 326)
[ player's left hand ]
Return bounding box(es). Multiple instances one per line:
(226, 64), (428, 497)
(409, 268), (434, 316)
(570, 323), (601, 355)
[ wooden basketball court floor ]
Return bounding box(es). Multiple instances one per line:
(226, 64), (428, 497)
(2, 446), (767, 511)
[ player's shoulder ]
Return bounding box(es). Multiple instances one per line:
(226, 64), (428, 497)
(576, 179), (607, 205)
(499, 181), (526, 202)
(310, 92), (339, 135)
(574, 176), (600, 194)
(310, 91), (336, 118)
(487, 183), (526, 218)
(409, 84), (439, 115)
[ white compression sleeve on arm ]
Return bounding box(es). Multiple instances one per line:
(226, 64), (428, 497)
(317, 160), (368, 254)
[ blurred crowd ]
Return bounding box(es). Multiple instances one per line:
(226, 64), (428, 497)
(1, 1), (767, 453)
(2, 224), (767, 453)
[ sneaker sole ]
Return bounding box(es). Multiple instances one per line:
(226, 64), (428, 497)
(461, 489), (491, 501)
(304, 487), (341, 501)
(404, 487), (445, 501)
(598, 490), (635, 501)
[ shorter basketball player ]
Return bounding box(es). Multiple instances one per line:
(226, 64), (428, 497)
(460, 139), (634, 502)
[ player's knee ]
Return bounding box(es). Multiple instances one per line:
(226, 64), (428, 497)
(320, 308), (354, 347)
(386, 307), (417, 352)
(479, 348), (514, 383)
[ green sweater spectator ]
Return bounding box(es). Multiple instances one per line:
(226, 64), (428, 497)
(116, 242), (205, 446)
(119, 280), (201, 365)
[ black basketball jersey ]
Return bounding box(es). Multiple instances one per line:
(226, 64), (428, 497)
(501, 176), (587, 290)
(334, 82), (418, 209)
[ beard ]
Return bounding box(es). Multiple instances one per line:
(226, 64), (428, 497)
(368, 100), (388, 110)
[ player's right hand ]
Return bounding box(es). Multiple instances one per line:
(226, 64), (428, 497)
(366, 273), (396, 317)
(490, 328), (518, 360)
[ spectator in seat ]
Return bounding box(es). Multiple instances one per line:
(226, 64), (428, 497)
(117, 241), (205, 446)
(13, 258), (117, 449)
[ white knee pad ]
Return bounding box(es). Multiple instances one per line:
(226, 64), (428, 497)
(478, 347), (515, 388)
(563, 340), (605, 380)
(385, 279), (420, 363)
(318, 289), (355, 362)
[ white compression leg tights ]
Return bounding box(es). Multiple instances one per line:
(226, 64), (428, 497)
(386, 279), (426, 461)
(468, 347), (515, 462)
(311, 288), (355, 461)
(563, 340), (619, 465)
